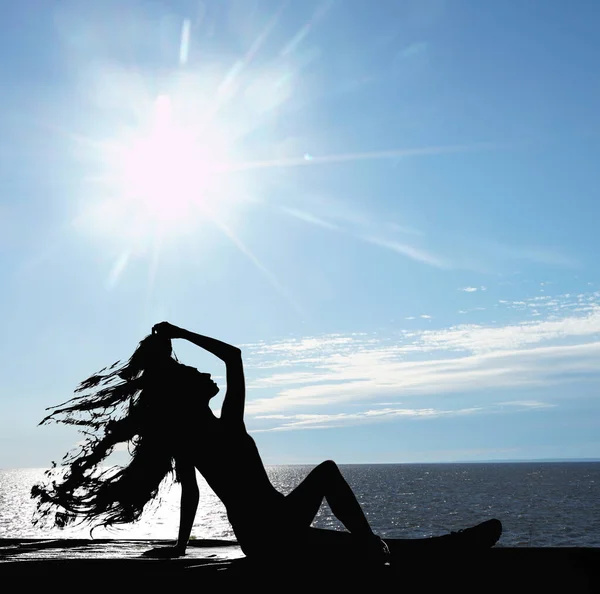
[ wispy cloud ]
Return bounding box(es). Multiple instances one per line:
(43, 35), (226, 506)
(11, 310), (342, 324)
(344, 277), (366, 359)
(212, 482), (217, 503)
(489, 243), (577, 268)
(460, 286), (486, 293)
(496, 292), (600, 315)
(417, 309), (600, 353)
(242, 290), (600, 429)
(252, 400), (555, 432)
(247, 340), (600, 415)
(499, 400), (555, 409)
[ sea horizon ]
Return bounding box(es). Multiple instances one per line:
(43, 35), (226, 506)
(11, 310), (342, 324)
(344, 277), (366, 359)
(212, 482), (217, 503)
(2, 462), (599, 547)
(3, 458), (600, 470)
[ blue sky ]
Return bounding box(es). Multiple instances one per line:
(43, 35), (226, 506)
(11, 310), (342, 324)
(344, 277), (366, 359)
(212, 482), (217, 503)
(2, 0), (600, 468)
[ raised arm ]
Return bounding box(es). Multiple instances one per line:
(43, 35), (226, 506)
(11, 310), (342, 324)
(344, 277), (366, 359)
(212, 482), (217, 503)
(152, 322), (246, 424)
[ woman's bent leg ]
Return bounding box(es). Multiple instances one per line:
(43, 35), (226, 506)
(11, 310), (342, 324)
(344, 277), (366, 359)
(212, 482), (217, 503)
(285, 460), (373, 539)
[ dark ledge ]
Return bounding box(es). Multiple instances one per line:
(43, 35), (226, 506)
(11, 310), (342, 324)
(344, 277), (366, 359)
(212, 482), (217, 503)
(1, 539), (599, 593)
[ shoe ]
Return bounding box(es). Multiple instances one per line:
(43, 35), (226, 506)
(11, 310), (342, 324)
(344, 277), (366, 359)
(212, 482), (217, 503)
(446, 518), (502, 549)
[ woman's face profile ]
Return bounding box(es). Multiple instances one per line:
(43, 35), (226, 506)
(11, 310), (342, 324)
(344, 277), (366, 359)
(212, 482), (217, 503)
(180, 365), (219, 398)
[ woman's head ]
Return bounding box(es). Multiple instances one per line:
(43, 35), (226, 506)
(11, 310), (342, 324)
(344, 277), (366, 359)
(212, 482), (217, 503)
(119, 333), (175, 380)
(127, 335), (219, 399)
(176, 365), (220, 399)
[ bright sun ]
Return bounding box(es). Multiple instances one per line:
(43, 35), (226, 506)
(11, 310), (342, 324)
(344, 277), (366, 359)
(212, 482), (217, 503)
(117, 94), (234, 233)
(85, 92), (241, 248)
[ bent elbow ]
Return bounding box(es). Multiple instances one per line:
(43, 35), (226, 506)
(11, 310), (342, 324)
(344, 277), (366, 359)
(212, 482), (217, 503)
(226, 346), (242, 361)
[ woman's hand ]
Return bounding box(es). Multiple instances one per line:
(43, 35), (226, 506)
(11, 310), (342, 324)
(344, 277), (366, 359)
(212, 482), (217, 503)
(152, 321), (185, 339)
(142, 544), (186, 558)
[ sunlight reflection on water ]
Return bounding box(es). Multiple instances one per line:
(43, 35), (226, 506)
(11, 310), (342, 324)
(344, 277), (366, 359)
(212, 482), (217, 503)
(2, 464), (599, 546)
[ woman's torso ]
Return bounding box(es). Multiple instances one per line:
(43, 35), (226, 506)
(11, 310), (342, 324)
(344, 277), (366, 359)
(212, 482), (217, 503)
(164, 385), (284, 549)
(182, 413), (282, 511)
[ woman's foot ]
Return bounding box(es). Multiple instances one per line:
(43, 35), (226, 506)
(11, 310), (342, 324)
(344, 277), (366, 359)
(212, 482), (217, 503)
(365, 534), (392, 566)
(441, 518), (502, 549)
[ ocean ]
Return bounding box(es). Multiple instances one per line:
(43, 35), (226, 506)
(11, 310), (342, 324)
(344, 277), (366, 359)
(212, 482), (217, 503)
(1, 463), (599, 547)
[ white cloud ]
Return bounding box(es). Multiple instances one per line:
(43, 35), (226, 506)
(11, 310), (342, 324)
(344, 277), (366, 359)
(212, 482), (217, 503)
(247, 340), (600, 414)
(498, 400), (555, 409)
(252, 401), (555, 432)
(415, 307), (600, 353)
(460, 287), (479, 292)
(243, 291), (600, 427)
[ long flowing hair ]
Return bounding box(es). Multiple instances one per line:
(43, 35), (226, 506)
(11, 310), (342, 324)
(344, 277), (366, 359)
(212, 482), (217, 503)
(31, 333), (186, 532)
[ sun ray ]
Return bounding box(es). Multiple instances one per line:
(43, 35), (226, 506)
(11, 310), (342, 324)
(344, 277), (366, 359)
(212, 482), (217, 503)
(214, 218), (307, 319)
(106, 250), (131, 289)
(211, 3), (288, 122)
(281, 206), (338, 231)
(179, 19), (191, 65)
(232, 142), (497, 172)
(63, 4), (501, 300)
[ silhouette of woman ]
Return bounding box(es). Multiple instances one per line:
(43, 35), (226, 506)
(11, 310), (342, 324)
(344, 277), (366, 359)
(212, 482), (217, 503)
(32, 322), (501, 563)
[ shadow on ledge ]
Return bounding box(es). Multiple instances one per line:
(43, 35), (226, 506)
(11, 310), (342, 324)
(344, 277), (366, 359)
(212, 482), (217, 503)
(1, 539), (598, 593)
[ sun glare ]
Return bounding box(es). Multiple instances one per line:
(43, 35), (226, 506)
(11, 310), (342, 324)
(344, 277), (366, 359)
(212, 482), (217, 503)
(113, 94), (234, 235)
(78, 88), (244, 256)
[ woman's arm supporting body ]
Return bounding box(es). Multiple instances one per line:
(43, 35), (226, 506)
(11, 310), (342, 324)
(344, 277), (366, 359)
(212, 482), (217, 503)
(143, 457), (199, 558)
(175, 457), (200, 554)
(153, 323), (246, 425)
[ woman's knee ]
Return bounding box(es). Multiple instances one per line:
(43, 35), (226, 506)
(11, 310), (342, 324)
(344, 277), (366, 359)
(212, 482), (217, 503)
(316, 459), (340, 477)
